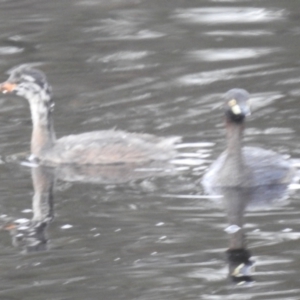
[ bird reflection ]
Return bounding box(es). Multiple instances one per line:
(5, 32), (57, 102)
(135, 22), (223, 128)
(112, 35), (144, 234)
(205, 184), (290, 284)
(3, 165), (54, 253)
(53, 160), (182, 184)
(2, 158), (185, 253)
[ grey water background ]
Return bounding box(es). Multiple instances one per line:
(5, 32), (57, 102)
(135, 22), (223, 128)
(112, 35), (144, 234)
(0, 0), (299, 299)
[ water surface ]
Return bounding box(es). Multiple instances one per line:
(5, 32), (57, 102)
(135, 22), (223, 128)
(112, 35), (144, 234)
(0, 0), (299, 299)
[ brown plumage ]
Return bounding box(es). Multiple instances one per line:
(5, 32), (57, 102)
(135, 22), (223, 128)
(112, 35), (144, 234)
(0, 66), (180, 165)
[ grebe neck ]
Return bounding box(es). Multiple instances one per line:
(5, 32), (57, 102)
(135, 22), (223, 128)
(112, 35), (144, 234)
(225, 120), (244, 159)
(226, 120), (244, 172)
(29, 96), (56, 157)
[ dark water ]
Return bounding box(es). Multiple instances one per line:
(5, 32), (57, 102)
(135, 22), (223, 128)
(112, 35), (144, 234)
(0, 0), (299, 299)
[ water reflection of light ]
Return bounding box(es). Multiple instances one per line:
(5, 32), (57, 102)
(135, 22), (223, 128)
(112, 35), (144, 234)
(178, 64), (293, 86)
(204, 30), (273, 36)
(88, 51), (152, 63)
(188, 48), (277, 62)
(174, 7), (285, 24)
(0, 46), (24, 55)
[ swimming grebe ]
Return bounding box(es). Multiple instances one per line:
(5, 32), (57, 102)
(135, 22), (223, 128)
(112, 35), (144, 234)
(0, 66), (180, 165)
(202, 89), (295, 188)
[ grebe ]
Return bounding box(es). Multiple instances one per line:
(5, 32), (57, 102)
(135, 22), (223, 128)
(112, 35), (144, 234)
(0, 66), (180, 165)
(202, 89), (295, 188)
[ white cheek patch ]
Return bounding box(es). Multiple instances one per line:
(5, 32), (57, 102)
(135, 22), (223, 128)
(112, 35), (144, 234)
(231, 104), (241, 115)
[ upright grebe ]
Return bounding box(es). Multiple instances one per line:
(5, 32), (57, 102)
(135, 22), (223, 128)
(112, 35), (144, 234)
(0, 66), (180, 165)
(202, 89), (295, 188)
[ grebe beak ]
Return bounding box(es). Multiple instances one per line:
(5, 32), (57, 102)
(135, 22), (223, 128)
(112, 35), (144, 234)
(0, 82), (17, 94)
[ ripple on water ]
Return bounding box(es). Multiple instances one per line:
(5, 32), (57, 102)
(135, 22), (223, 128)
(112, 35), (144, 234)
(0, 46), (23, 55)
(178, 63), (298, 87)
(187, 48), (278, 62)
(204, 30), (274, 37)
(178, 63), (272, 86)
(87, 50), (155, 73)
(97, 29), (165, 41)
(87, 51), (152, 63)
(173, 7), (286, 24)
(83, 18), (165, 41)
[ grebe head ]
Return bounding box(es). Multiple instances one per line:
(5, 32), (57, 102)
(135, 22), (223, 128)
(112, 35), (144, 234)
(0, 66), (52, 106)
(223, 88), (250, 124)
